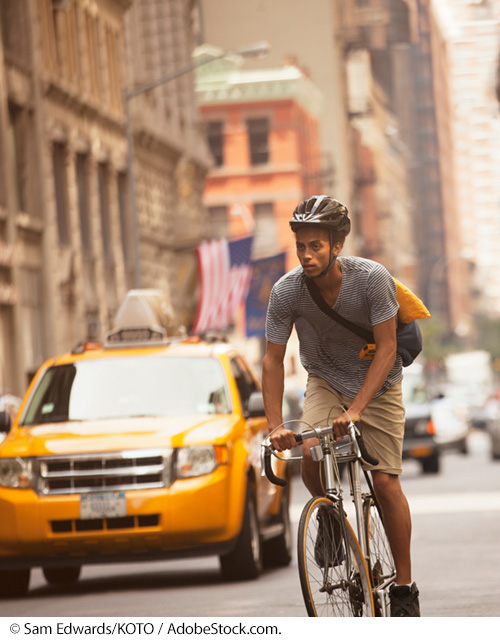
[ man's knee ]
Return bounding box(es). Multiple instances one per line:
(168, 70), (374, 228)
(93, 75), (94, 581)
(300, 440), (323, 494)
(372, 471), (401, 498)
(301, 443), (317, 480)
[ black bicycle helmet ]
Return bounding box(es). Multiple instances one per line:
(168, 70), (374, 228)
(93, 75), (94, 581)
(289, 195), (350, 235)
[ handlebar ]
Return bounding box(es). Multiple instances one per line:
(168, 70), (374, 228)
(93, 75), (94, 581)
(263, 445), (288, 487)
(261, 422), (379, 487)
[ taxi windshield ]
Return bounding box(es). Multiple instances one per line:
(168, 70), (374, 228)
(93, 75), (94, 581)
(21, 356), (231, 425)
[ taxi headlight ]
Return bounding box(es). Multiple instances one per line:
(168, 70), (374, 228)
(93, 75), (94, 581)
(0, 458), (34, 489)
(175, 446), (220, 479)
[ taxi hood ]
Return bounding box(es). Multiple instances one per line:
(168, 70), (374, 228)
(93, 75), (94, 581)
(0, 415), (239, 458)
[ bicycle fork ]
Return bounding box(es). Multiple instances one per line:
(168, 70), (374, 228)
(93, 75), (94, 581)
(321, 447), (368, 614)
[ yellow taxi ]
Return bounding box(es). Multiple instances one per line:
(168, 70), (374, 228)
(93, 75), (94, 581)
(0, 291), (291, 597)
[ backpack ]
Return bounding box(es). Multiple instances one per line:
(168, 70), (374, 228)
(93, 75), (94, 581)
(304, 276), (430, 367)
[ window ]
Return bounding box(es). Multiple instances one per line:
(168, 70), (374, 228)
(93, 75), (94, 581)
(1, 0), (29, 65)
(52, 142), (70, 246)
(76, 154), (91, 256)
(98, 163), (111, 261)
(52, 0), (80, 83)
(105, 26), (122, 112)
(21, 357), (231, 424)
(253, 202), (278, 258)
(117, 172), (130, 266)
(247, 118), (269, 165)
(206, 121), (224, 167)
(86, 12), (101, 99)
(230, 357), (258, 413)
(86, 309), (100, 341)
(8, 104), (28, 213)
(207, 206), (229, 239)
(19, 267), (44, 378)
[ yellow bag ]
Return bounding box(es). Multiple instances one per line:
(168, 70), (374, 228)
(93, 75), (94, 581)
(394, 278), (431, 323)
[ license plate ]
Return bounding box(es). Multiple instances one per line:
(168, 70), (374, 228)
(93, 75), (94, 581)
(409, 445), (433, 458)
(80, 492), (127, 520)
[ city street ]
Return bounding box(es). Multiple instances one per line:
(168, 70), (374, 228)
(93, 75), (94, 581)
(3, 430), (499, 619)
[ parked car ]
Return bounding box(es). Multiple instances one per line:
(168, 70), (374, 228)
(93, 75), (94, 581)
(484, 396), (500, 460)
(430, 395), (471, 455)
(0, 291), (291, 598)
(488, 419), (500, 460)
(0, 394), (22, 444)
(401, 363), (440, 474)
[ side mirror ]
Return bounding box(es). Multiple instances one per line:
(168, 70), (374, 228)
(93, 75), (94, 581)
(0, 409), (11, 434)
(247, 391), (266, 418)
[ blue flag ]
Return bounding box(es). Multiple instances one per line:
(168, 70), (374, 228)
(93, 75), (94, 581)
(245, 253), (286, 338)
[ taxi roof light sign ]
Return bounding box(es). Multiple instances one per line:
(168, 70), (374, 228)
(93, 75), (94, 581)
(104, 289), (185, 347)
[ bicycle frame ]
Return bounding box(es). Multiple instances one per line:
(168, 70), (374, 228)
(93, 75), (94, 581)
(262, 420), (395, 617)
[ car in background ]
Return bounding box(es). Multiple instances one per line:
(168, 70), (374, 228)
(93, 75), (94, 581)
(402, 363), (440, 474)
(483, 395), (500, 460)
(0, 394), (22, 442)
(430, 394), (471, 455)
(0, 290), (291, 598)
(488, 419), (500, 460)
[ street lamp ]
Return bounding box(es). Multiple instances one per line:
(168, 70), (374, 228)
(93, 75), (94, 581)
(124, 41), (270, 288)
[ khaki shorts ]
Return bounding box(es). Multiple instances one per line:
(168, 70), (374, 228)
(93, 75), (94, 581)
(302, 374), (405, 475)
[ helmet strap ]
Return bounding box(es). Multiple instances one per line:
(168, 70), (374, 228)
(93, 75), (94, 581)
(311, 230), (336, 279)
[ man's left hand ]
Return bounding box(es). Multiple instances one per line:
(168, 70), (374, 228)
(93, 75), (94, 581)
(331, 409), (361, 440)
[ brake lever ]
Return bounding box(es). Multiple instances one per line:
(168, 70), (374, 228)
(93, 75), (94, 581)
(261, 444), (288, 487)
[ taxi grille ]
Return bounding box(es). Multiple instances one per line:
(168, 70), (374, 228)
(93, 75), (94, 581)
(35, 450), (172, 496)
(50, 514), (160, 533)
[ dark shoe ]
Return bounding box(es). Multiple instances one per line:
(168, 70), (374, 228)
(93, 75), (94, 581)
(314, 508), (344, 568)
(389, 582), (421, 617)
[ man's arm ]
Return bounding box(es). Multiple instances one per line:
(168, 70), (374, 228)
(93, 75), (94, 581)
(332, 315), (398, 437)
(262, 341), (297, 452)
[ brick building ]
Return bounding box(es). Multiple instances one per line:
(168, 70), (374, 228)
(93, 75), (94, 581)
(196, 47), (325, 273)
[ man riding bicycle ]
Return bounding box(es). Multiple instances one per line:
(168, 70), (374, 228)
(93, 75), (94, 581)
(262, 195), (420, 617)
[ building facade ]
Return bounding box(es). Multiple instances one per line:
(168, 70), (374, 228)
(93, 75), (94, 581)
(199, 0), (353, 211)
(0, 0), (210, 396)
(124, 0), (212, 330)
(338, 0), (421, 291)
(430, 0), (500, 333)
(196, 47), (324, 273)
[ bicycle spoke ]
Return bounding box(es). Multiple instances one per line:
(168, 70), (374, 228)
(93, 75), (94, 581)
(298, 497), (374, 617)
(364, 496), (396, 587)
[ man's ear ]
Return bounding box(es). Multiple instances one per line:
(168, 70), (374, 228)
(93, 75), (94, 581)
(332, 240), (343, 255)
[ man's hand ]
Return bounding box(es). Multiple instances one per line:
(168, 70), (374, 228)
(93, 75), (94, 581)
(269, 426), (298, 452)
(331, 409), (361, 441)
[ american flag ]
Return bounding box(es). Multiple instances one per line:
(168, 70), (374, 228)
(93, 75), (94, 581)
(192, 236), (254, 334)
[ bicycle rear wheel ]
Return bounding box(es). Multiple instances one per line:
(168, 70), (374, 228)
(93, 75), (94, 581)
(297, 496), (375, 617)
(363, 495), (396, 599)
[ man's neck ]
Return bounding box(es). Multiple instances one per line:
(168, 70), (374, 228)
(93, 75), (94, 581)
(315, 260), (342, 306)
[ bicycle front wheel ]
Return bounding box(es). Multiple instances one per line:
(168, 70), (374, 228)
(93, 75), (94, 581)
(363, 496), (396, 590)
(297, 496), (375, 617)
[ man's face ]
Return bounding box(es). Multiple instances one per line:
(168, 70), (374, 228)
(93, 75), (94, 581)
(295, 227), (341, 277)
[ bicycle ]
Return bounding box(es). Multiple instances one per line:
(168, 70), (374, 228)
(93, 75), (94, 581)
(261, 416), (396, 617)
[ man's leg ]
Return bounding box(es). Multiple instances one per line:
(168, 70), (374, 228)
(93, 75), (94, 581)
(371, 470), (412, 584)
(300, 375), (346, 496)
(301, 439), (324, 496)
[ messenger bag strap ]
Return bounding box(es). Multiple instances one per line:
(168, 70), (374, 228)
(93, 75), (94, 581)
(304, 276), (374, 343)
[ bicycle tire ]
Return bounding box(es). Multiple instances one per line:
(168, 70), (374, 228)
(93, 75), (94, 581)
(363, 496), (396, 591)
(297, 496), (375, 617)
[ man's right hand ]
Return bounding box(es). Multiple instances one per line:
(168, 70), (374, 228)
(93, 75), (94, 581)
(269, 426), (298, 452)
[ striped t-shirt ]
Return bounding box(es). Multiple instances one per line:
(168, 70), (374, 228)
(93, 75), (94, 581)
(265, 256), (403, 398)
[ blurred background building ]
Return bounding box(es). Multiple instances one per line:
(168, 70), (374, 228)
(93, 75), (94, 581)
(0, 0), (210, 394)
(1, 0), (500, 396)
(195, 46), (324, 273)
